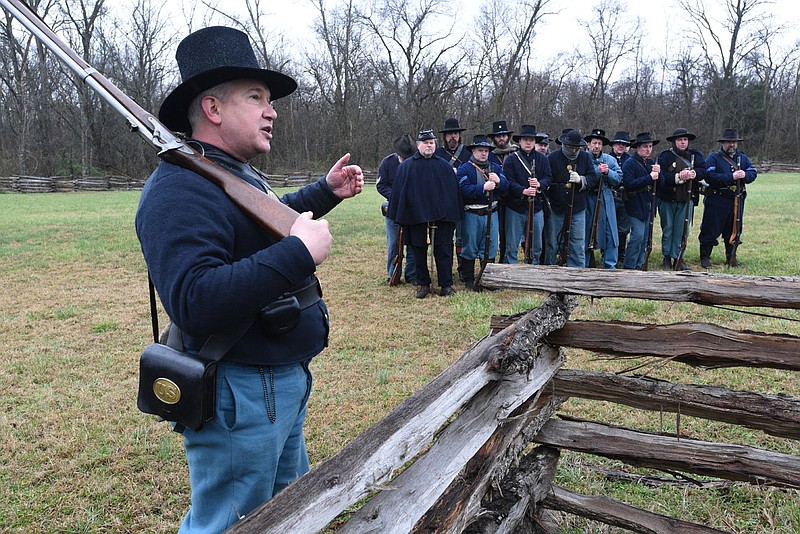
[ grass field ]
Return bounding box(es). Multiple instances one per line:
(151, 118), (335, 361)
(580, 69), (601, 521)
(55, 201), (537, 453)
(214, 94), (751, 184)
(0, 173), (798, 532)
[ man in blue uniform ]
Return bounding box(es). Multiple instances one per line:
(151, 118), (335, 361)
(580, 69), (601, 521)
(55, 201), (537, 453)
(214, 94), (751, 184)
(502, 124), (552, 264)
(699, 128), (758, 268)
(656, 128), (707, 270)
(135, 26), (364, 533)
(609, 131), (632, 267)
(377, 134), (417, 283)
(387, 129), (462, 298)
(435, 117), (469, 168)
(622, 132), (661, 269)
(544, 129), (598, 267)
(457, 135), (510, 289)
(584, 129), (622, 269)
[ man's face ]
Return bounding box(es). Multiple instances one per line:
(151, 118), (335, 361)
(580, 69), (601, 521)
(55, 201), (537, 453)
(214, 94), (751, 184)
(563, 144), (580, 156)
(213, 79), (277, 162)
(519, 137), (535, 152)
(418, 139), (436, 157)
(722, 140), (738, 156)
(535, 141), (549, 153)
(444, 132), (460, 150)
(588, 138), (604, 156)
(674, 137), (690, 151)
(472, 146), (489, 162)
(612, 142), (628, 155)
(491, 133), (510, 148)
(637, 142), (653, 159)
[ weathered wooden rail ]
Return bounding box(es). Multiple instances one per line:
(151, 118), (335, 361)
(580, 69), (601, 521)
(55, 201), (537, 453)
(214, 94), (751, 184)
(225, 266), (800, 533)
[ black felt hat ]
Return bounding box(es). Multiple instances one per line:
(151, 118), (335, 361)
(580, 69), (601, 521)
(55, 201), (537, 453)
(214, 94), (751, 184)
(439, 117), (466, 133)
(512, 124), (538, 142)
(488, 120), (513, 136)
(159, 26), (298, 133)
(611, 131), (632, 145)
(717, 128), (744, 142)
(467, 134), (493, 150)
(417, 129), (436, 141)
(630, 132), (660, 147)
(393, 134), (416, 159)
(666, 128), (697, 142)
(557, 129), (587, 147)
(584, 128), (610, 145)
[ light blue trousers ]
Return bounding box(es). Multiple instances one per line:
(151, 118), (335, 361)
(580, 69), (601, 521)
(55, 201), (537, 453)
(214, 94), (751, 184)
(625, 217), (649, 269)
(178, 361), (313, 533)
(546, 209), (586, 267)
(504, 208), (543, 264)
(659, 199), (693, 260)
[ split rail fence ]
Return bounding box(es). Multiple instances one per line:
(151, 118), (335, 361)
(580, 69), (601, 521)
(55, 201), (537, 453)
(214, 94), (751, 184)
(226, 266), (799, 533)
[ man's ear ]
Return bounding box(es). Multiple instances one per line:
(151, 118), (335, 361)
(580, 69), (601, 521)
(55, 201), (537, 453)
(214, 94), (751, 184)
(201, 95), (223, 125)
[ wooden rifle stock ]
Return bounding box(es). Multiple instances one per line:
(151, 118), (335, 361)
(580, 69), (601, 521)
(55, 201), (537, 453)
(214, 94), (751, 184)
(388, 225), (404, 287)
(558, 165), (576, 266)
(1, 0), (299, 240)
(588, 161), (604, 252)
(727, 155), (744, 267)
(523, 160), (536, 264)
(674, 155), (694, 271)
(642, 159), (657, 271)
(475, 191), (493, 289)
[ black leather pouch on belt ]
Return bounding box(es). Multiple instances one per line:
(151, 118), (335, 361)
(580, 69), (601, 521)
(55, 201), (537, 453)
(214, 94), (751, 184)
(259, 277), (323, 336)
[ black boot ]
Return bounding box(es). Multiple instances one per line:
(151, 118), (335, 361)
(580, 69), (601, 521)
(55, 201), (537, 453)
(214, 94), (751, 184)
(462, 259), (476, 291)
(415, 285), (430, 299)
(725, 243), (738, 267)
(700, 244), (713, 269)
(661, 256), (672, 270)
(618, 233), (627, 268)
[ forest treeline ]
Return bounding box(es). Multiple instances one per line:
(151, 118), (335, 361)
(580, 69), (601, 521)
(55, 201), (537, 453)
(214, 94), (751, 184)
(1, 0), (798, 180)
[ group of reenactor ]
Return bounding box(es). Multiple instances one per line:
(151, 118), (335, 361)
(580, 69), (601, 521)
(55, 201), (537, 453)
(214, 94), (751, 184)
(377, 119), (758, 298)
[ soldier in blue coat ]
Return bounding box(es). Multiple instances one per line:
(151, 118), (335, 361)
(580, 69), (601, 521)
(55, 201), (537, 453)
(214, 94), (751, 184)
(584, 129), (622, 269)
(699, 128), (758, 268)
(544, 129), (598, 267)
(377, 134), (417, 283)
(387, 129), (462, 298)
(456, 135), (510, 290)
(622, 132), (661, 269)
(656, 128), (707, 270)
(609, 131), (632, 266)
(502, 124), (552, 264)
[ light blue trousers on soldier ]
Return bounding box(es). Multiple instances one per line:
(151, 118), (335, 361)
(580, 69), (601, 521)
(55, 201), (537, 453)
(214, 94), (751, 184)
(504, 208), (543, 264)
(625, 217), (649, 269)
(179, 360), (313, 533)
(659, 199), (693, 260)
(545, 209), (586, 267)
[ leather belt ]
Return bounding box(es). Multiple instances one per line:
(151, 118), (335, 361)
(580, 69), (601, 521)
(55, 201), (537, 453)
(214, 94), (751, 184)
(286, 277), (323, 309)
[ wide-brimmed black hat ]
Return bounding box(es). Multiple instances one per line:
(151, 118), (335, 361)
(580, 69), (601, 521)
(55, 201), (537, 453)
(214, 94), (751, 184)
(439, 117), (466, 133)
(418, 129), (436, 141)
(666, 128), (697, 142)
(512, 124), (538, 142)
(467, 134), (493, 150)
(717, 128), (744, 142)
(611, 131), (632, 145)
(584, 128), (610, 145)
(488, 120), (513, 136)
(159, 26), (298, 133)
(393, 134), (416, 159)
(557, 129), (587, 147)
(630, 132), (660, 147)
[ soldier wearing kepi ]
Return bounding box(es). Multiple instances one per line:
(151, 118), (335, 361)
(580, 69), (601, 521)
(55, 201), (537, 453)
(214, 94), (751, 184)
(388, 129), (462, 298)
(136, 26), (364, 532)
(656, 128), (707, 270)
(699, 128), (757, 268)
(457, 135), (510, 290)
(584, 128), (622, 269)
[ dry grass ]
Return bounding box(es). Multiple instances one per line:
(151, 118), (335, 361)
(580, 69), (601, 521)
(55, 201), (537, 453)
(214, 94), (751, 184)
(0, 174), (798, 532)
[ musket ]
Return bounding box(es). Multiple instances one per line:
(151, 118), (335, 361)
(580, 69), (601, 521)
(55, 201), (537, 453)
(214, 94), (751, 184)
(642, 157), (657, 271)
(588, 157), (605, 252)
(674, 155), (694, 271)
(473, 162), (495, 289)
(388, 225), (404, 287)
(0, 0), (299, 240)
(727, 154), (745, 267)
(557, 164), (576, 267)
(523, 160), (536, 264)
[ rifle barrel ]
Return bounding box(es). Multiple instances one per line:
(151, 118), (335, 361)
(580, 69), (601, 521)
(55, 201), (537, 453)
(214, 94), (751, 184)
(0, 0), (299, 239)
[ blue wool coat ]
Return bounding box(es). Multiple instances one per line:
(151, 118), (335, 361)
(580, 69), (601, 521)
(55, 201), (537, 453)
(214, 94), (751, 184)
(705, 149), (758, 195)
(502, 149), (552, 214)
(135, 142), (340, 366)
(387, 152), (462, 225)
(656, 148), (708, 202)
(376, 152), (402, 201)
(622, 153), (658, 221)
(544, 148), (597, 214)
(587, 152), (623, 248)
(456, 158), (510, 205)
